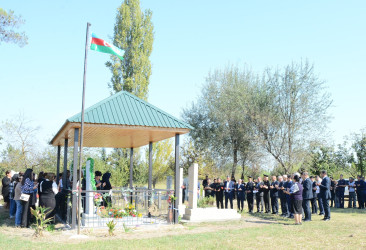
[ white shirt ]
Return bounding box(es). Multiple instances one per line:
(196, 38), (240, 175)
(316, 180), (322, 193)
(349, 181), (355, 192)
(52, 181), (58, 195)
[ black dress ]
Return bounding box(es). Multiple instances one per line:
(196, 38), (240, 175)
(2, 176), (11, 203)
(39, 180), (56, 219)
(102, 173), (112, 207)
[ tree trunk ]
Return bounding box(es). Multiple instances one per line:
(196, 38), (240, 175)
(232, 148), (238, 178)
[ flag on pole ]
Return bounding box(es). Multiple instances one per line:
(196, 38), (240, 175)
(90, 33), (124, 60)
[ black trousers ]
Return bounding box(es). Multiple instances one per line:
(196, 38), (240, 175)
(237, 195), (245, 211)
(263, 193), (270, 213)
(330, 191), (335, 207)
(21, 193), (33, 228)
(338, 192), (345, 208)
(216, 194), (224, 209)
(182, 189), (186, 203)
(356, 192), (364, 208)
(322, 198), (330, 219)
(247, 195), (254, 212)
(302, 199), (311, 220)
(311, 197), (318, 214)
(271, 196), (279, 213)
(280, 197), (288, 215)
(225, 192), (233, 209)
(317, 193), (324, 214)
(40, 197), (56, 219)
(256, 194), (264, 212)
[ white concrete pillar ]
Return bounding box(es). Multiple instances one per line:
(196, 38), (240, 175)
(85, 159), (94, 215)
(188, 163), (198, 209)
(179, 168), (183, 207)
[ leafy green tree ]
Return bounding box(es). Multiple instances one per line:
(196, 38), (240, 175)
(146, 139), (174, 188)
(183, 66), (256, 177)
(245, 60), (332, 173)
(0, 8), (28, 47)
(309, 146), (338, 176)
(106, 0), (154, 100)
(349, 130), (366, 176)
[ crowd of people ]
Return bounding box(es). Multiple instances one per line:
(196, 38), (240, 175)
(200, 170), (366, 225)
(2, 168), (365, 227)
(1, 169), (113, 228)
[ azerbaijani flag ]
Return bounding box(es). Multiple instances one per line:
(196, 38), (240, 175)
(90, 33), (124, 60)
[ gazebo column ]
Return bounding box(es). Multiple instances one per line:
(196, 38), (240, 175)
(63, 138), (68, 190)
(148, 142), (153, 216)
(56, 145), (61, 185)
(71, 128), (79, 229)
(174, 134), (180, 224)
(148, 142), (153, 190)
(129, 147), (134, 189)
(129, 147), (134, 204)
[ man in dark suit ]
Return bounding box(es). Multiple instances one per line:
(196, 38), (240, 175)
(255, 177), (264, 213)
(301, 172), (313, 221)
(355, 175), (365, 209)
(215, 178), (224, 209)
(270, 176), (279, 214)
(224, 176), (234, 209)
(337, 174), (347, 208)
(262, 175), (271, 213)
(310, 176), (318, 214)
(246, 176), (254, 213)
(236, 179), (246, 212)
(317, 170), (331, 221)
(278, 175), (288, 217)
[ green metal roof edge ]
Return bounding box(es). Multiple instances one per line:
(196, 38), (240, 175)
(67, 91), (194, 130)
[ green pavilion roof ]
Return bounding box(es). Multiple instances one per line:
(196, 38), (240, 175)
(50, 91), (192, 148)
(68, 91), (192, 129)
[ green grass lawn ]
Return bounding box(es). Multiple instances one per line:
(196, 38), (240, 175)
(0, 205), (365, 249)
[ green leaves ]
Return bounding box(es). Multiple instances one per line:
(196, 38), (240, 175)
(30, 206), (54, 237)
(106, 220), (117, 236)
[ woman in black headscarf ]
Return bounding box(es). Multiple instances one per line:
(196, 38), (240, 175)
(101, 172), (112, 207)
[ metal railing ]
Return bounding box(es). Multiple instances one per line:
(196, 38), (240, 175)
(57, 188), (175, 228)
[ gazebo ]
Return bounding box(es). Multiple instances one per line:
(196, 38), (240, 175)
(50, 91), (192, 228)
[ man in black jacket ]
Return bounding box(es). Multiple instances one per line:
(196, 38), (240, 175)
(302, 172), (313, 221)
(278, 175), (287, 216)
(262, 175), (271, 213)
(270, 176), (279, 214)
(215, 178), (224, 209)
(310, 176), (318, 214)
(246, 176), (254, 213)
(317, 170), (331, 221)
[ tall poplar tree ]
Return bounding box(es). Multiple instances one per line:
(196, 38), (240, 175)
(106, 0), (154, 100)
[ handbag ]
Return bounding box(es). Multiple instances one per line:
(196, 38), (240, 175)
(20, 193), (30, 202)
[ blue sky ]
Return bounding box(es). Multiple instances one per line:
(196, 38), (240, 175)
(1, 0), (365, 149)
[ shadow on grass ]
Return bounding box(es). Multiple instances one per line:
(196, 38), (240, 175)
(330, 207), (366, 215)
(246, 212), (293, 226)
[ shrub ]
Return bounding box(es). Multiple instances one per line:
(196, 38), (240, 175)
(106, 220), (117, 236)
(30, 207), (54, 237)
(197, 196), (216, 208)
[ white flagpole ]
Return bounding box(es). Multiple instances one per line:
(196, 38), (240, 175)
(77, 22), (91, 235)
